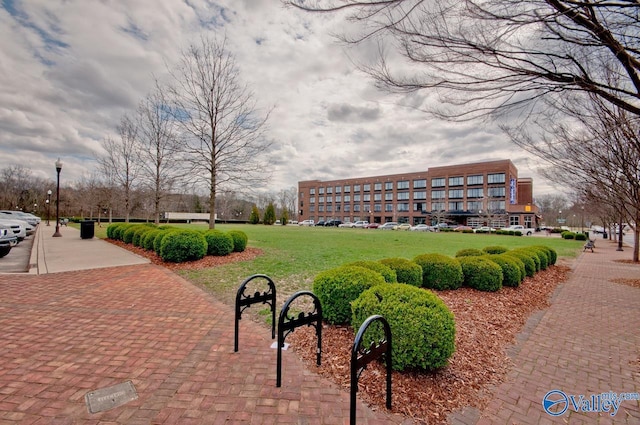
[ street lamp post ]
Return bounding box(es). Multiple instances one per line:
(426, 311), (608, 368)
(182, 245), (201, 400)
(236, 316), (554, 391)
(53, 158), (63, 237)
(46, 190), (52, 226)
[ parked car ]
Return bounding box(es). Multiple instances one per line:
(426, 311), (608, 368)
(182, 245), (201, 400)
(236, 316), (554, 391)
(410, 224), (433, 232)
(0, 224), (18, 258)
(352, 221), (369, 228)
(474, 226), (496, 233)
(299, 220), (315, 226)
(366, 222), (380, 229)
(503, 225), (535, 236)
(0, 210), (39, 227)
(378, 222), (398, 230)
(453, 225), (473, 232)
(396, 223), (411, 231)
(315, 220), (326, 227)
(325, 219), (343, 227)
(338, 222), (352, 228)
(0, 219), (27, 242)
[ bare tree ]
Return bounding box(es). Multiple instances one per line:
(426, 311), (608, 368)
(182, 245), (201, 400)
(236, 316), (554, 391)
(288, 0), (640, 120)
(96, 116), (142, 222)
(166, 36), (272, 229)
(137, 86), (183, 224)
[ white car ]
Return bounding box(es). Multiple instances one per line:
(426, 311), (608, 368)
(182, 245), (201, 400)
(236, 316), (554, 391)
(0, 210), (39, 226)
(299, 220), (315, 226)
(503, 225), (535, 236)
(378, 222), (398, 230)
(0, 219), (27, 241)
(410, 224), (433, 232)
(338, 222), (353, 228)
(352, 221), (369, 228)
(474, 226), (496, 233)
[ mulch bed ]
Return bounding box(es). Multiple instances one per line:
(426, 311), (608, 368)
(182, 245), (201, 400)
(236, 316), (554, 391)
(107, 238), (570, 424)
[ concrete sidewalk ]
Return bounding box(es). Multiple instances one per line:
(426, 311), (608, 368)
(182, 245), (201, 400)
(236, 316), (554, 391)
(29, 224), (149, 274)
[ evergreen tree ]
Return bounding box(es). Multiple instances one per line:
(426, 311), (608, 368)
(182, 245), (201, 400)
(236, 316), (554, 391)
(263, 202), (276, 225)
(249, 205), (260, 225)
(280, 209), (289, 226)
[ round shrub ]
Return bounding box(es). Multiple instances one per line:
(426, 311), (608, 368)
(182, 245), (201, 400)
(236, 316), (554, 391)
(106, 223), (119, 239)
(345, 261), (397, 283)
(203, 230), (234, 256)
(482, 245), (509, 255)
(562, 231), (576, 239)
(575, 233), (588, 241)
(351, 283), (456, 371)
(142, 229), (163, 251)
(413, 254), (464, 290)
(504, 251), (536, 277)
(132, 226), (155, 247)
(501, 254), (526, 281)
(122, 225), (145, 244)
(513, 248), (541, 271)
(488, 255), (523, 287)
(455, 248), (485, 257)
(379, 258), (422, 287)
(458, 257), (503, 292)
(313, 266), (386, 325)
(532, 245), (557, 265)
(527, 247), (549, 270)
(159, 230), (208, 263)
(112, 223), (136, 241)
(154, 230), (171, 254)
(228, 230), (248, 252)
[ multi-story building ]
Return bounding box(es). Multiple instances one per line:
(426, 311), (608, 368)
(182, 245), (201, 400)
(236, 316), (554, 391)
(297, 159), (539, 228)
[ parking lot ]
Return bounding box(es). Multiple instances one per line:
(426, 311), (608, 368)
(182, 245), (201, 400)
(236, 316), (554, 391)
(0, 231), (34, 273)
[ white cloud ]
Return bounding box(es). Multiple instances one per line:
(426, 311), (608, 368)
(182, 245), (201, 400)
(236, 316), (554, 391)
(0, 0), (557, 198)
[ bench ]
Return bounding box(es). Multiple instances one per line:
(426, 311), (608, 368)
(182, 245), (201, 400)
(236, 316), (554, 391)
(583, 239), (595, 252)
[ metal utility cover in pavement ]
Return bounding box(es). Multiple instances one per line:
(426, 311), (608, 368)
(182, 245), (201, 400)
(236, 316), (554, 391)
(85, 381), (138, 414)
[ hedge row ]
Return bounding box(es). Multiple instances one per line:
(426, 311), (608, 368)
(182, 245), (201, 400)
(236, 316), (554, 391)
(107, 223), (248, 263)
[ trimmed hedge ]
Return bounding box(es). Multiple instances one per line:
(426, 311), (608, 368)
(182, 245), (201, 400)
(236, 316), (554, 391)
(504, 251), (536, 277)
(344, 261), (397, 283)
(351, 283), (456, 371)
(154, 230), (171, 254)
(514, 248), (541, 271)
(575, 233), (588, 241)
(562, 231), (576, 239)
(379, 258), (423, 287)
(159, 230), (208, 263)
(532, 245), (557, 266)
(527, 247), (549, 270)
(203, 230), (234, 256)
(228, 230), (248, 252)
(142, 229), (163, 251)
(482, 245), (509, 255)
(313, 266), (386, 325)
(488, 254), (523, 287)
(455, 248), (485, 257)
(458, 257), (503, 292)
(413, 254), (464, 290)
(132, 226), (156, 247)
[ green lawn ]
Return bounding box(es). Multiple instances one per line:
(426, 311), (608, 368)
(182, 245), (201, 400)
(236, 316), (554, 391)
(156, 223), (583, 304)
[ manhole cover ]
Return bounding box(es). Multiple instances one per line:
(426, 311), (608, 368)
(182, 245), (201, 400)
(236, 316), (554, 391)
(85, 380), (138, 413)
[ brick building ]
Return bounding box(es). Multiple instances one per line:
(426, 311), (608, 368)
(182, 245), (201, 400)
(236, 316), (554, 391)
(297, 159), (539, 228)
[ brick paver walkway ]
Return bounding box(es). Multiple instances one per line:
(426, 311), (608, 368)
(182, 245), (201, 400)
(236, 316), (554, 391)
(452, 240), (640, 425)
(0, 265), (410, 424)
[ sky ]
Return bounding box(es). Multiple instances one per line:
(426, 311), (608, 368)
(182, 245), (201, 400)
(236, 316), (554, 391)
(0, 0), (560, 198)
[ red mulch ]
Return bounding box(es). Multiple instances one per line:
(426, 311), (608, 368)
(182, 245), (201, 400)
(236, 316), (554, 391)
(108, 238), (570, 424)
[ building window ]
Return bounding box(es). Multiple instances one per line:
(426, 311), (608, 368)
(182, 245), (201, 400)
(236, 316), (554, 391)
(354, 194), (361, 202)
(354, 204), (361, 212)
(432, 202), (445, 211)
(468, 201), (482, 212)
(488, 200), (506, 210)
(310, 197), (316, 204)
(488, 187), (506, 197)
(488, 173), (506, 184)
(363, 203), (370, 212)
(344, 195), (351, 202)
(310, 188), (315, 195)
(344, 204), (351, 212)
(319, 205), (324, 212)
(448, 176), (464, 186)
(385, 193), (393, 201)
(467, 188), (484, 198)
(431, 190), (445, 199)
(397, 180), (409, 190)
(344, 185), (351, 193)
(449, 201), (464, 211)
(448, 189), (464, 199)
(385, 204), (393, 212)
(374, 193), (382, 201)
(413, 179), (427, 189)
(335, 186), (341, 193)
(299, 192), (304, 199)
(309, 206), (315, 212)
(397, 192), (410, 200)
(354, 184), (361, 192)
(374, 183), (382, 191)
(363, 194), (371, 202)
(363, 184), (370, 192)
(374, 204), (381, 212)
(327, 186), (333, 194)
(319, 196), (325, 203)
(510, 216), (520, 226)
(335, 195), (341, 202)
(397, 203), (410, 212)
(467, 175), (483, 185)
(414, 202), (427, 212)
(413, 191), (427, 200)
(336, 204), (341, 212)
(319, 187), (325, 195)
(431, 178), (445, 187)
(327, 205), (333, 212)
(326, 196), (332, 203)
(385, 182), (393, 190)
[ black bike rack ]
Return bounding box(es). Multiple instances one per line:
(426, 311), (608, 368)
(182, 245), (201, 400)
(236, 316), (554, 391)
(234, 274), (276, 352)
(276, 290), (322, 387)
(350, 315), (392, 425)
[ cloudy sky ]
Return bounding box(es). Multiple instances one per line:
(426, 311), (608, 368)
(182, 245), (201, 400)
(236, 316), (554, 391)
(0, 0), (559, 198)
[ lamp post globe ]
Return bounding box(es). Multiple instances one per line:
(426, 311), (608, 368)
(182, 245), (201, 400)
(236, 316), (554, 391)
(53, 158), (63, 237)
(46, 190), (52, 226)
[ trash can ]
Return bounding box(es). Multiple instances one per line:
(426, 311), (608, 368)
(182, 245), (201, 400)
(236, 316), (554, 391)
(603, 231), (608, 239)
(80, 220), (95, 239)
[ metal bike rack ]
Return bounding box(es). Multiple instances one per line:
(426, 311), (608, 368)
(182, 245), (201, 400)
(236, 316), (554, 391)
(276, 290), (322, 387)
(234, 274), (276, 352)
(350, 315), (392, 425)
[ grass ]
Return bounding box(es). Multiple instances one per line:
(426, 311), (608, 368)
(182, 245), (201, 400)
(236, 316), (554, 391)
(123, 223), (583, 304)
